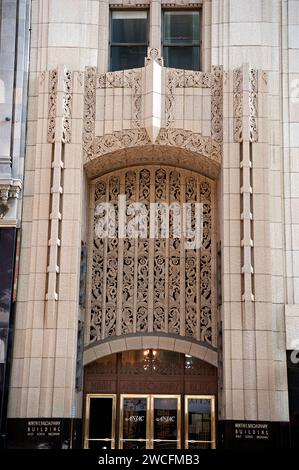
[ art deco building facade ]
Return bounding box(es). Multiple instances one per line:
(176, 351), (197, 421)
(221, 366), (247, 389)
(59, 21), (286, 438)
(1, 0), (299, 448)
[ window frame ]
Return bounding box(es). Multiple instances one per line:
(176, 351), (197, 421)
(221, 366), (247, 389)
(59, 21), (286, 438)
(109, 8), (150, 72)
(161, 8), (202, 71)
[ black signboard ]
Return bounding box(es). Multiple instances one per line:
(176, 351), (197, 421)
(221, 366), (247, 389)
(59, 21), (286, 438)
(219, 419), (290, 448)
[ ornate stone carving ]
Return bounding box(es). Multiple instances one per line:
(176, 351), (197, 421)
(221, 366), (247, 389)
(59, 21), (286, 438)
(233, 67), (243, 143)
(89, 166), (216, 348)
(249, 68), (258, 142)
(110, 0), (150, 5)
(156, 128), (221, 164)
(145, 47), (163, 67)
(47, 69), (58, 143)
(83, 67), (97, 156)
(89, 128), (151, 160)
(96, 69), (142, 128)
(233, 67), (259, 143)
(47, 68), (73, 143)
(62, 69), (73, 143)
(165, 68), (211, 128)
(162, 0), (202, 5)
(200, 181), (212, 343)
(211, 66), (223, 144)
(0, 180), (22, 219)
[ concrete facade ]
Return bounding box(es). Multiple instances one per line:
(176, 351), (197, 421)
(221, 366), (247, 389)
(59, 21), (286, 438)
(2, 0), (299, 448)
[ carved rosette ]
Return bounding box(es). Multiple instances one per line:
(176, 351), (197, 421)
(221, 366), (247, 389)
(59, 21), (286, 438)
(89, 166), (216, 348)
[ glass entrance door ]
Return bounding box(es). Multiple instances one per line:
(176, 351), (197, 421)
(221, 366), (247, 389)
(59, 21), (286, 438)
(119, 395), (150, 449)
(184, 395), (216, 449)
(85, 393), (215, 449)
(84, 394), (116, 449)
(152, 395), (181, 449)
(119, 394), (180, 449)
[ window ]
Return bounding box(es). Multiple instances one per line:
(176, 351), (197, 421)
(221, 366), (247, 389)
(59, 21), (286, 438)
(163, 10), (201, 70)
(110, 10), (148, 71)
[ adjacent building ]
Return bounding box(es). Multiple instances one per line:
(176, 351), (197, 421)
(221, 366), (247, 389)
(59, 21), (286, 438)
(0, 0), (30, 448)
(2, 0), (299, 448)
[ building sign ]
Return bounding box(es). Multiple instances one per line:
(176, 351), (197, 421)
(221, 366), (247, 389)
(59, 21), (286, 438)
(234, 422), (270, 441)
(219, 420), (289, 449)
(26, 420), (62, 438)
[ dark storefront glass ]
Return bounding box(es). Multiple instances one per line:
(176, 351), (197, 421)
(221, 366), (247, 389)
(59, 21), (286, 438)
(0, 228), (17, 447)
(86, 396), (114, 449)
(287, 351), (299, 448)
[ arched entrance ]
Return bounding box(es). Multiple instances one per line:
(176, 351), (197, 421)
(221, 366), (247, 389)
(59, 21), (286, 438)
(83, 350), (217, 449)
(83, 162), (219, 449)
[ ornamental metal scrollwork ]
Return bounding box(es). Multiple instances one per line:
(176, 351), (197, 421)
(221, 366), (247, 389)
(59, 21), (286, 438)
(89, 166), (216, 348)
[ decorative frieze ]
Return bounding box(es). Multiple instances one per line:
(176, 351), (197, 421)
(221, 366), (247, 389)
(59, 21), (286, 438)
(47, 68), (73, 143)
(211, 66), (223, 144)
(62, 69), (73, 143)
(161, 0), (203, 5)
(249, 69), (258, 143)
(89, 128), (151, 159)
(233, 67), (243, 143)
(165, 68), (211, 129)
(87, 127), (221, 165)
(233, 66), (258, 143)
(83, 59), (223, 164)
(83, 67), (97, 157)
(109, 0), (202, 5)
(0, 180), (22, 203)
(156, 128), (221, 163)
(48, 69), (58, 143)
(0, 180), (22, 219)
(97, 68), (142, 128)
(109, 0), (150, 5)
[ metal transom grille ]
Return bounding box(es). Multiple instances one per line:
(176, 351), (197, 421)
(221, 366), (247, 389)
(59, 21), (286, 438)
(89, 166), (216, 346)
